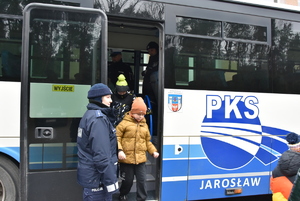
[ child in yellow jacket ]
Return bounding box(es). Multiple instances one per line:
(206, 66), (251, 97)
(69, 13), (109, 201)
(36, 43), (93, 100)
(116, 97), (159, 201)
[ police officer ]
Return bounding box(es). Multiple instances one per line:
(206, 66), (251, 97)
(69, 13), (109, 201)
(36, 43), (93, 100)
(77, 83), (119, 201)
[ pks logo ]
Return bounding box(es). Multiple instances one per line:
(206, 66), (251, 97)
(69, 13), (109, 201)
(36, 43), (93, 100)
(168, 94), (182, 112)
(200, 95), (278, 170)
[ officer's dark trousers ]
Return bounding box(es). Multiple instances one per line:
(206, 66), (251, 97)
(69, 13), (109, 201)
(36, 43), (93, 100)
(119, 162), (147, 201)
(83, 187), (113, 201)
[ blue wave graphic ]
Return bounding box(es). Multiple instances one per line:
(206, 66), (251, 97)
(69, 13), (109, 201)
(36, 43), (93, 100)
(201, 122), (289, 169)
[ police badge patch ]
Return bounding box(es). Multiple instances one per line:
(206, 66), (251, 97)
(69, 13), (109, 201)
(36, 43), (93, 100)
(168, 94), (182, 112)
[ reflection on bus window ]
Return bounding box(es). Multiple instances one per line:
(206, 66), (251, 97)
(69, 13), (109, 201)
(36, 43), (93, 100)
(224, 22), (267, 42)
(176, 17), (222, 37)
(166, 18), (300, 94)
(165, 35), (269, 92)
(0, 18), (22, 81)
(28, 10), (102, 84)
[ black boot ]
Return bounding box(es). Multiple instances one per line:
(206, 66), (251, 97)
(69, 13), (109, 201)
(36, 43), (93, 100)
(119, 195), (127, 201)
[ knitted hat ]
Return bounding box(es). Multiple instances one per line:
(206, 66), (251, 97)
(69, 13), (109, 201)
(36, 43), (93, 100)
(146, 41), (158, 51)
(286, 132), (300, 152)
(130, 97), (147, 115)
(116, 74), (129, 92)
(87, 83), (112, 99)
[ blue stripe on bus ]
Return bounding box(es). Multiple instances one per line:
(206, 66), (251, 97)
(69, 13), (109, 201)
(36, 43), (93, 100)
(162, 156), (273, 177)
(256, 146), (278, 164)
(162, 142), (282, 177)
(261, 126), (290, 136)
(161, 180), (187, 201)
(162, 144), (190, 158)
(0, 147), (20, 162)
(189, 158), (272, 174)
(202, 124), (262, 134)
(162, 160), (189, 177)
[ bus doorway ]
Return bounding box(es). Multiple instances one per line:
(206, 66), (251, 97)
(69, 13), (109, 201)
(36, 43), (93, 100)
(20, 4), (108, 201)
(107, 17), (163, 200)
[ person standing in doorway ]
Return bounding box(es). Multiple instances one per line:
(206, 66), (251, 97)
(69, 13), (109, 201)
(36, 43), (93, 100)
(111, 74), (136, 127)
(117, 97), (159, 201)
(142, 41), (159, 104)
(108, 50), (134, 92)
(77, 83), (119, 201)
(142, 41), (159, 137)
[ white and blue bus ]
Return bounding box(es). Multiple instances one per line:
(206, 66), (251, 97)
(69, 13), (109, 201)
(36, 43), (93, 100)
(1, 0), (300, 200)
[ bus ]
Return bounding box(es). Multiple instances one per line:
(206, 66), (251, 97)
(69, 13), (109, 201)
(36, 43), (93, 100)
(1, 0), (300, 200)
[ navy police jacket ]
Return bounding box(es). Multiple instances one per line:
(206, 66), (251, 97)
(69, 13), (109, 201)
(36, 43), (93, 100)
(77, 103), (119, 192)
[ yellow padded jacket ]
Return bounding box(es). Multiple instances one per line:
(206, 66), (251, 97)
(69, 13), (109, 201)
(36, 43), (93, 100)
(116, 113), (157, 164)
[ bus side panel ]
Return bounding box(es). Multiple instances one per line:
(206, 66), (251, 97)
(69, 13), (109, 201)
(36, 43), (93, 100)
(163, 89), (292, 200)
(161, 137), (189, 201)
(187, 137), (272, 200)
(0, 81), (21, 138)
(0, 81), (21, 161)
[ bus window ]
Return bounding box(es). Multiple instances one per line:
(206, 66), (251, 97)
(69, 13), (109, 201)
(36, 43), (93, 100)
(166, 16), (270, 92)
(272, 19), (300, 94)
(176, 16), (222, 37)
(0, 18), (22, 81)
(224, 22), (267, 42)
(28, 10), (102, 84)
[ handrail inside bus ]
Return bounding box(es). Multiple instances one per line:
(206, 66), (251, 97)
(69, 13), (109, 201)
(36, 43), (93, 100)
(143, 95), (153, 138)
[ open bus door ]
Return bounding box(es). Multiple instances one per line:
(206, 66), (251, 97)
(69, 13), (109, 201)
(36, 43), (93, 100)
(20, 3), (108, 200)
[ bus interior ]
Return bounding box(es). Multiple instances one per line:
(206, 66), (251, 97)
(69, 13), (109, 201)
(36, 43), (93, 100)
(107, 16), (161, 100)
